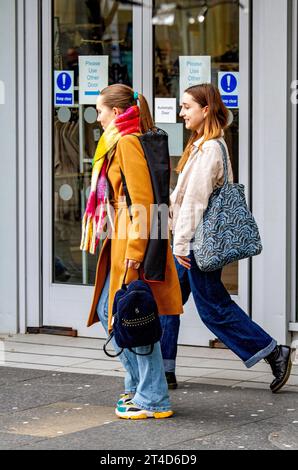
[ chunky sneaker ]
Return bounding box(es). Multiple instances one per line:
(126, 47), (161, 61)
(115, 402), (174, 420)
(117, 393), (134, 407)
(165, 372), (178, 390)
(265, 345), (294, 393)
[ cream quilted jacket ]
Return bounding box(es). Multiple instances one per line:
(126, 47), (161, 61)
(169, 133), (234, 257)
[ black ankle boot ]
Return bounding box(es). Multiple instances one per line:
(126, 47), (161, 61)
(165, 372), (178, 390)
(265, 345), (293, 393)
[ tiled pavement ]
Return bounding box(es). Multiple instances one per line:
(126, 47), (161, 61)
(0, 334), (298, 450)
(1, 334), (297, 390)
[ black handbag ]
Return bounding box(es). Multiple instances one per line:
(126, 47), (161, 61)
(103, 267), (162, 358)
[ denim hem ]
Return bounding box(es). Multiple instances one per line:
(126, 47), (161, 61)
(244, 339), (277, 368)
(163, 359), (176, 373)
(131, 398), (172, 412)
(124, 390), (136, 394)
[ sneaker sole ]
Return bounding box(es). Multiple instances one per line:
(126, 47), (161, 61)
(271, 349), (294, 393)
(115, 409), (174, 420)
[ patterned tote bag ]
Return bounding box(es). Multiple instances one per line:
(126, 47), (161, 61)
(193, 140), (263, 272)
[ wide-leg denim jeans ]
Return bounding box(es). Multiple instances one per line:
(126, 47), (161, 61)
(160, 251), (277, 370)
(96, 270), (171, 412)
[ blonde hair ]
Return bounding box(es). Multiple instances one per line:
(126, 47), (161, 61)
(176, 83), (229, 173)
(99, 83), (154, 133)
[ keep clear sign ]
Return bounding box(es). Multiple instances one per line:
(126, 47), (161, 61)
(79, 56), (109, 105)
(179, 56), (211, 104)
(218, 72), (239, 108)
(54, 71), (74, 106)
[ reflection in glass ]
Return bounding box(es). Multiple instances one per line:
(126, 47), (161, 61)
(53, 0), (133, 285)
(154, 0), (240, 294)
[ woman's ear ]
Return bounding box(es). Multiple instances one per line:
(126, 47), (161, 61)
(203, 106), (209, 119)
(113, 107), (122, 117)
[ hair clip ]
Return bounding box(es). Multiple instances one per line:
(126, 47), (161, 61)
(133, 91), (139, 101)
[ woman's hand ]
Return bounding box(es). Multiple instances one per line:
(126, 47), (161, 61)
(175, 255), (191, 270)
(125, 259), (141, 270)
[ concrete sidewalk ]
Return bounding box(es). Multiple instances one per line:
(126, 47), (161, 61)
(0, 334), (298, 450)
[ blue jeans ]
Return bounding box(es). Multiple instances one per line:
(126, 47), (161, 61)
(160, 315), (180, 373)
(96, 270), (171, 412)
(160, 251), (277, 370)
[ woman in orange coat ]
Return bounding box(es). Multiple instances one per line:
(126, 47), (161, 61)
(81, 84), (183, 419)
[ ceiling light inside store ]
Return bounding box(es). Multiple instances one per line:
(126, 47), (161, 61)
(152, 13), (175, 25)
(197, 5), (208, 23)
(152, 3), (176, 25)
(188, 17), (196, 25)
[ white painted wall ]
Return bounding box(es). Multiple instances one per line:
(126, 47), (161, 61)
(252, 0), (291, 343)
(0, 0), (18, 333)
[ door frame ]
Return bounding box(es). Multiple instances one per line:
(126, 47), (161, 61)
(17, 0), (43, 333)
(289, 0), (298, 332)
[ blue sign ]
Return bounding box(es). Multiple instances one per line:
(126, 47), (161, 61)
(221, 95), (238, 107)
(218, 72), (239, 109)
(57, 72), (72, 91)
(220, 74), (237, 93)
(54, 71), (74, 107)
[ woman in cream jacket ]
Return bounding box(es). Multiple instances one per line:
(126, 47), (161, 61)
(160, 83), (293, 394)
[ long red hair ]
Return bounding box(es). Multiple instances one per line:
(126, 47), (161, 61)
(176, 83), (229, 173)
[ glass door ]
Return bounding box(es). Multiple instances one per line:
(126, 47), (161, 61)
(42, 0), (142, 337)
(52, 0), (134, 287)
(150, 0), (251, 345)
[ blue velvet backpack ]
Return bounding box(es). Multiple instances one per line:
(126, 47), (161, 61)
(193, 140), (263, 272)
(103, 270), (162, 358)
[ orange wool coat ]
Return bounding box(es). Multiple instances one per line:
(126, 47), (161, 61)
(87, 134), (183, 332)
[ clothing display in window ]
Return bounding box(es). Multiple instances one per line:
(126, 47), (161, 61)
(54, 117), (80, 228)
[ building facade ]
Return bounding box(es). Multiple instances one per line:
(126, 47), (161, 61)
(0, 0), (297, 349)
